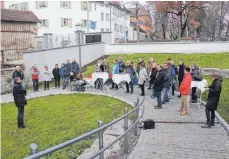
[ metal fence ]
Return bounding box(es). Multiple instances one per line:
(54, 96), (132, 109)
(24, 97), (145, 159)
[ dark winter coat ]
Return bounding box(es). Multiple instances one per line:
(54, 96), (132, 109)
(149, 67), (158, 84)
(59, 65), (69, 78)
(191, 64), (202, 81)
(125, 65), (135, 79)
(65, 63), (71, 76)
(52, 68), (60, 80)
(12, 70), (24, 80)
(205, 77), (223, 110)
(118, 61), (125, 73)
(178, 63), (185, 82)
(137, 61), (144, 74)
(153, 69), (166, 92)
(70, 62), (80, 75)
(163, 68), (172, 89)
(13, 82), (27, 107)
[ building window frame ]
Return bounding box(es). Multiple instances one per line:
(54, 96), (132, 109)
(40, 19), (49, 28)
(36, 1), (48, 9)
(106, 13), (109, 22)
(101, 13), (104, 21)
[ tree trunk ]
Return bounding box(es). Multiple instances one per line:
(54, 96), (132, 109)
(137, 17), (140, 43)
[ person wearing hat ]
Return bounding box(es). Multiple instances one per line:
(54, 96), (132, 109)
(52, 64), (60, 88)
(178, 67), (192, 115)
(201, 73), (223, 128)
(13, 77), (27, 128)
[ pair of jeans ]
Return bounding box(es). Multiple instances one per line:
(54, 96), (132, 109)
(205, 108), (215, 124)
(162, 87), (170, 102)
(62, 77), (68, 89)
(54, 78), (60, 88)
(17, 106), (25, 127)
(126, 81), (133, 93)
(155, 91), (162, 106)
(33, 79), (39, 91)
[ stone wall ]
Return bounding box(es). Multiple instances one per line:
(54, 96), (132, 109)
(200, 68), (229, 78)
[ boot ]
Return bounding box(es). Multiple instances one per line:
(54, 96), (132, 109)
(201, 122), (211, 128)
(211, 120), (215, 126)
(178, 95), (181, 98)
(154, 105), (162, 109)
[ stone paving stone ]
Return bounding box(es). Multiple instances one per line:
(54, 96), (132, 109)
(1, 86), (229, 159)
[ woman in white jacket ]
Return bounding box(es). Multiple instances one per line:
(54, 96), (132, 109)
(138, 62), (147, 96)
(43, 65), (51, 90)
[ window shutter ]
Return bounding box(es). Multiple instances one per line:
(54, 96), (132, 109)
(61, 18), (64, 27)
(69, 1), (71, 9)
(35, 1), (38, 9)
(46, 19), (49, 28)
(60, 1), (63, 8)
(69, 19), (72, 28)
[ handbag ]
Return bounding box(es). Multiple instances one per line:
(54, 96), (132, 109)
(139, 119), (155, 130)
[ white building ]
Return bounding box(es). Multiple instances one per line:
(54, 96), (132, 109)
(4, 1), (131, 44)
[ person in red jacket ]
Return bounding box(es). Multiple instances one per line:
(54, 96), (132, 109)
(31, 65), (40, 91)
(178, 67), (192, 115)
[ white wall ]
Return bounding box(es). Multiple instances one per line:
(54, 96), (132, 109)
(23, 43), (104, 81)
(105, 42), (229, 54)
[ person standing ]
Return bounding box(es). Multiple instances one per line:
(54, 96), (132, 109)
(13, 77), (27, 128)
(149, 63), (158, 98)
(138, 63), (147, 96)
(31, 65), (40, 91)
(178, 59), (185, 98)
(190, 63), (202, 103)
(43, 65), (51, 90)
(154, 65), (166, 109)
(59, 63), (69, 90)
(70, 58), (80, 81)
(167, 58), (177, 96)
(125, 60), (135, 94)
(66, 59), (71, 84)
(136, 57), (144, 74)
(201, 73), (223, 128)
(178, 67), (192, 115)
(103, 58), (109, 73)
(12, 66), (24, 88)
(162, 63), (172, 104)
(52, 64), (60, 88)
(110, 59), (119, 90)
(118, 57), (125, 73)
(147, 57), (154, 89)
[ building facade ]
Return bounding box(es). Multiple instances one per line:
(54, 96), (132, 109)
(4, 1), (131, 44)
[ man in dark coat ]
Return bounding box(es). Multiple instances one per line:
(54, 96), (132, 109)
(118, 57), (125, 73)
(154, 65), (166, 109)
(167, 58), (178, 96)
(52, 64), (60, 88)
(13, 77), (27, 128)
(201, 74), (223, 128)
(162, 63), (172, 104)
(149, 63), (158, 98)
(70, 58), (80, 81)
(178, 59), (185, 98)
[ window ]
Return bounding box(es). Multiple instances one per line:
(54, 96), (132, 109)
(9, 2), (28, 10)
(40, 19), (49, 28)
(106, 13), (109, 22)
(36, 1), (48, 9)
(60, 1), (71, 9)
(86, 35), (101, 44)
(101, 28), (104, 32)
(106, 29), (109, 32)
(94, 4), (96, 10)
(81, 1), (91, 10)
(114, 23), (117, 32)
(81, 19), (87, 28)
(61, 18), (72, 27)
(101, 13), (104, 21)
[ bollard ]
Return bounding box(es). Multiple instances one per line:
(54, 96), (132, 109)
(124, 107), (128, 154)
(30, 143), (38, 155)
(98, 120), (104, 159)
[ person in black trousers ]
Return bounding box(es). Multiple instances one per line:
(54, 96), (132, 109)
(178, 59), (185, 98)
(201, 73), (223, 128)
(13, 77), (27, 128)
(149, 63), (158, 98)
(52, 64), (60, 88)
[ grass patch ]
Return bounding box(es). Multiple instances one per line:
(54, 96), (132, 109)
(201, 76), (229, 123)
(1, 94), (133, 159)
(82, 52), (229, 77)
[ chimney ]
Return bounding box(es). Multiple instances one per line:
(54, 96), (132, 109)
(1, 1), (4, 9)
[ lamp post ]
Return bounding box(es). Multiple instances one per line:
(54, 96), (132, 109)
(75, 23), (83, 69)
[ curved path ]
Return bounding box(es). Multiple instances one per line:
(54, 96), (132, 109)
(1, 86), (229, 159)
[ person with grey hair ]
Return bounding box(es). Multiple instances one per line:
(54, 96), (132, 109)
(13, 77), (27, 128)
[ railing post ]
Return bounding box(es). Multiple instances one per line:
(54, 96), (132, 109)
(98, 120), (104, 159)
(124, 107), (128, 154)
(30, 143), (38, 155)
(133, 101), (138, 136)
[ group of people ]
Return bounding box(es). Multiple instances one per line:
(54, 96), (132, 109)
(12, 55), (223, 129)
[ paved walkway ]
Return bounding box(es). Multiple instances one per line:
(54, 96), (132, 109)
(1, 86), (229, 159)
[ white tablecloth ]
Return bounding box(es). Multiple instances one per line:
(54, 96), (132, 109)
(191, 79), (208, 93)
(113, 73), (131, 85)
(92, 72), (109, 84)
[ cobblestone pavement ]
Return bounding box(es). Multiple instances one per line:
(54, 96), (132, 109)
(1, 85), (229, 159)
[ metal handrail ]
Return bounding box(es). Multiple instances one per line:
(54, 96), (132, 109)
(24, 97), (145, 159)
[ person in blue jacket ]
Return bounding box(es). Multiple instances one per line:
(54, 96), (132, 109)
(59, 63), (69, 90)
(110, 59), (119, 89)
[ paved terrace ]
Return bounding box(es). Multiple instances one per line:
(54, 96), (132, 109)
(1, 86), (229, 159)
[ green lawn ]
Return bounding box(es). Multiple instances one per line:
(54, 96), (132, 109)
(82, 52), (229, 77)
(1, 94), (132, 159)
(201, 76), (229, 123)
